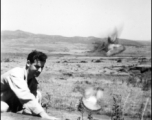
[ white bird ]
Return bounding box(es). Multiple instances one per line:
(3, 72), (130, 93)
(82, 87), (104, 111)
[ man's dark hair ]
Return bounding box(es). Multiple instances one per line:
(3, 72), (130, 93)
(27, 50), (47, 63)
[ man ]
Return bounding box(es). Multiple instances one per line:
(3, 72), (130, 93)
(1, 50), (60, 120)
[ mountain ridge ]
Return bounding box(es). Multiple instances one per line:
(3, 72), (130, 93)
(1, 30), (151, 46)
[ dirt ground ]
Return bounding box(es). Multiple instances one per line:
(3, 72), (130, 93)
(1, 30), (151, 120)
(1, 54), (151, 120)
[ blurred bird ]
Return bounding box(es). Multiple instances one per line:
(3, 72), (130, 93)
(81, 87), (104, 111)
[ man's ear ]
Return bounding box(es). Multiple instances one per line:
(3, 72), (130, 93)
(26, 60), (31, 67)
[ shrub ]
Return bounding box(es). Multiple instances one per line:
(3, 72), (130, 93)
(4, 58), (11, 62)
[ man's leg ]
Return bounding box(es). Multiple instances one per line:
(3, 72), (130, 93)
(1, 101), (9, 112)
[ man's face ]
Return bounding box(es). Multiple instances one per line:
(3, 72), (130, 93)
(28, 59), (45, 77)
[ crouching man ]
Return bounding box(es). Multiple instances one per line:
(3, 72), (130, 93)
(1, 50), (60, 120)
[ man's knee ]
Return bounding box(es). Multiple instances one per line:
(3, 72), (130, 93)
(1, 101), (9, 112)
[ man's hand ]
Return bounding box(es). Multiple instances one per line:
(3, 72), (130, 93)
(39, 111), (61, 120)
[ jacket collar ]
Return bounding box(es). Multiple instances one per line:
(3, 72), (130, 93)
(23, 66), (28, 82)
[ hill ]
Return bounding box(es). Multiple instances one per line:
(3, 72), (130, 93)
(1, 30), (150, 46)
(1, 30), (151, 57)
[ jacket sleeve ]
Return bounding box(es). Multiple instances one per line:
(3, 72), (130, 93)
(7, 74), (45, 115)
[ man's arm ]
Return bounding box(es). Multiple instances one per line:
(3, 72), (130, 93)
(7, 74), (44, 113)
(7, 75), (60, 119)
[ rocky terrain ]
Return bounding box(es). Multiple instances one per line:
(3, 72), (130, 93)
(1, 30), (151, 120)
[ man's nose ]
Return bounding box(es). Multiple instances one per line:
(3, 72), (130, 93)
(38, 67), (42, 72)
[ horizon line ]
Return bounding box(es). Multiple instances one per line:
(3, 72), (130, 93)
(1, 29), (151, 42)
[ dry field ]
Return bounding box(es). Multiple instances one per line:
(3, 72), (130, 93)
(1, 53), (151, 120)
(1, 30), (151, 120)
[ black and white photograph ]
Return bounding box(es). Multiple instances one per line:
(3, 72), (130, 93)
(1, 0), (151, 120)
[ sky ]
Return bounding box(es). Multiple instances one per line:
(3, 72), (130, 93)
(1, 0), (151, 41)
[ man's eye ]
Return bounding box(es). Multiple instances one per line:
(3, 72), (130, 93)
(35, 66), (44, 69)
(35, 66), (40, 69)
